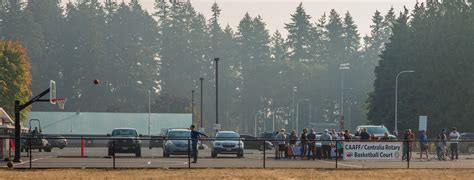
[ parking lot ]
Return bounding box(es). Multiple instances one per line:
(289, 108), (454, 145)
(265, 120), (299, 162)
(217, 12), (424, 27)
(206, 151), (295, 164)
(6, 146), (474, 169)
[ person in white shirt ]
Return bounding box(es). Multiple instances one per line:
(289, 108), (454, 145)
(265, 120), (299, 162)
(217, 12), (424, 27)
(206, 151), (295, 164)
(449, 127), (460, 160)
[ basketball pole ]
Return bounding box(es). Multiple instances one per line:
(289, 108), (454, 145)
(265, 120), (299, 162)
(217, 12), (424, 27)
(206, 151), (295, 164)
(13, 88), (51, 163)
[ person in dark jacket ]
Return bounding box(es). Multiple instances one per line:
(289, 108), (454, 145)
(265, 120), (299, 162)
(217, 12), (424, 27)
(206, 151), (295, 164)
(288, 130), (298, 159)
(359, 128), (370, 141)
(307, 129), (316, 160)
(190, 125), (208, 163)
(300, 128), (308, 159)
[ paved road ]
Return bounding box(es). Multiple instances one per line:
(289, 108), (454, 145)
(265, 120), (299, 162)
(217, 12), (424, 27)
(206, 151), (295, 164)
(5, 147), (474, 169)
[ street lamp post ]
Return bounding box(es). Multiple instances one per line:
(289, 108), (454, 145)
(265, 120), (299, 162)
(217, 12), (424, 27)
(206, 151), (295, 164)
(339, 63), (350, 130)
(292, 86), (297, 131)
(394, 70), (415, 134)
(296, 99), (311, 132)
(199, 78), (204, 130)
(214, 58), (219, 133)
(148, 90), (151, 136)
(191, 90), (195, 125)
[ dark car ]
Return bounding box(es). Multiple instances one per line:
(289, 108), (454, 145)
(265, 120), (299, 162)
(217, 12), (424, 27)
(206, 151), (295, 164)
(460, 133), (474, 154)
(46, 135), (67, 149)
(107, 128), (142, 157)
(240, 134), (273, 151)
(149, 135), (164, 149)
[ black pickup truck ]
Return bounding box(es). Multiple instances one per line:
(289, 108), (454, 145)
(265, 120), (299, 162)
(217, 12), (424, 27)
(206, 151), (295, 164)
(107, 128), (142, 157)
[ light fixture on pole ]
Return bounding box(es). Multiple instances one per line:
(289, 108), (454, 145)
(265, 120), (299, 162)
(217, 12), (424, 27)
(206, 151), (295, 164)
(394, 70), (415, 135)
(339, 63), (350, 130)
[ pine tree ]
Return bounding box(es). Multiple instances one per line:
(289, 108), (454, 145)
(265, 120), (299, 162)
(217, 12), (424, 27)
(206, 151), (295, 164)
(285, 3), (314, 62)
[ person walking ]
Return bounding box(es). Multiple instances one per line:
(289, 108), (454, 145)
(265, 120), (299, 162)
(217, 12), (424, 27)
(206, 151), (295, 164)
(300, 128), (308, 160)
(320, 129), (332, 160)
(307, 129), (316, 160)
(288, 130), (298, 159)
(190, 125), (208, 163)
(419, 130), (429, 159)
(408, 129), (415, 160)
(449, 127), (460, 160)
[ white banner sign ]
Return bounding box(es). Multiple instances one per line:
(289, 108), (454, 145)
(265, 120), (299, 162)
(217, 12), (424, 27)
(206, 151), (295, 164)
(213, 124), (221, 130)
(419, 116), (428, 131)
(343, 142), (403, 160)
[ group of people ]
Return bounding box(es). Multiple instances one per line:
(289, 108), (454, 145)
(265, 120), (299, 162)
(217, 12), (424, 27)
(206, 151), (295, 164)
(401, 127), (460, 161)
(273, 128), (353, 160)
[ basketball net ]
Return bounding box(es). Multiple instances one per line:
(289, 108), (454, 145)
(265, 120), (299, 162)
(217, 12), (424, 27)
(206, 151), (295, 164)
(53, 99), (67, 110)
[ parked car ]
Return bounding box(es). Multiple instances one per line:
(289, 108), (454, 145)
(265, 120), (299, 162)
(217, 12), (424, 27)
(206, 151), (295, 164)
(240, 134), (273, 151)
(163, 129), (191, 157)
(212, 131), (244, 158)
(460, 133), (474, 154)
(45, 135), (67, 149)
(107, 128), (142, 157)
(149, 135), (164, 149)
(355, 125), (397, 140)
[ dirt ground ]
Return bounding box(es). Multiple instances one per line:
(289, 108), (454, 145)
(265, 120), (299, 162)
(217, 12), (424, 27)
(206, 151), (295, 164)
(0, 169), (472, 180)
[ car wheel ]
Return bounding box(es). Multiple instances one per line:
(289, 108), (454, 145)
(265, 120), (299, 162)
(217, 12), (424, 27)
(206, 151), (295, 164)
(59, 146), (64, 150)
(211, 151), (217, 158)
(259, 145), (264, 151)
(39, 148), (42, 152)
(44, 147), (52, 152)
(237, 152), (244, 158)
(149, 146), (152, 150)
(468, 146), (474, 154)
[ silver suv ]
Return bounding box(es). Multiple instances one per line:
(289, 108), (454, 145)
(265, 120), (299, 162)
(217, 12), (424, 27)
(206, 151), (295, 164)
(212, 131), (244, 158)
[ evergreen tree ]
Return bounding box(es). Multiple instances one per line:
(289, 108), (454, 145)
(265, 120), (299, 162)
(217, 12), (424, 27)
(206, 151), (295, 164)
(285, 3), (314, 62)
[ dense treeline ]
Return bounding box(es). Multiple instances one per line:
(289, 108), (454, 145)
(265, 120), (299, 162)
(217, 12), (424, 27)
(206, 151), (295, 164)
(0, 0), (398, 134)
(368, 1), (474, 133)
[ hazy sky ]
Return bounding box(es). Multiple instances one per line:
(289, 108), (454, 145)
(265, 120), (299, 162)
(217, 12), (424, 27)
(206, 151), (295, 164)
(66, 0), (418, 36)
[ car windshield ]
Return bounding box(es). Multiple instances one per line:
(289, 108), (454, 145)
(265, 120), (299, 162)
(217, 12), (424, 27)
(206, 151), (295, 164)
(366, 127), (389, 135)
(112, 129), (137, 137)
(168, 131), (190, 138)
(216, 132), (240, 140)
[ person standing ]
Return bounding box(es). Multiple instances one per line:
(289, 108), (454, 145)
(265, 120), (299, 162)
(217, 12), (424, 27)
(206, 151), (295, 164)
(272, 131), (280, 160)
(359, 128), (370, 141)
(402, 130), (410, 161)
(288, 130), (298, 159)
(320, 129), (332, 160)
(380, 132), (390, 141)
(419, 130), (429, 159)
(276, 129), (287, 159)
(190, 125), (208, 163)
(307, 129), (316, 160)
(343, 129), (352, 141)
(449, 127), (460, 160)
(300, 128), (308, 160)
(408, 129), (415, 160)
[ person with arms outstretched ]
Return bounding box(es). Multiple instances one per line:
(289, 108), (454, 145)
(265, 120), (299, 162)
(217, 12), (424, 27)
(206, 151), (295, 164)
(190, 125), (207, 163)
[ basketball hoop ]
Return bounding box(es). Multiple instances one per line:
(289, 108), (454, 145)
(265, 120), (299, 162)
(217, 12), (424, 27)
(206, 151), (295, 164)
(52, 98), (67, 110)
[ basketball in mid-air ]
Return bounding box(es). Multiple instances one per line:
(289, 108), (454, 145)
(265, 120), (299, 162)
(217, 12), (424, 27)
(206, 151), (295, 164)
(93, 79), (100, 85)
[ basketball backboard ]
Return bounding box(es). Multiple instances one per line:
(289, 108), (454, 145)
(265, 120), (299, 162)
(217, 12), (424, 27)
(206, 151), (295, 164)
(50, 80), (56, 104)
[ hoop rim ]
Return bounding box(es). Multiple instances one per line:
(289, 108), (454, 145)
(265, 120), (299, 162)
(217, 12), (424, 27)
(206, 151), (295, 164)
(52, 98), (67, 110)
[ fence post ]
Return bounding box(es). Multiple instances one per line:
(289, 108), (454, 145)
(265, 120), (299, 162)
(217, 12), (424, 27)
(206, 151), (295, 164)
(335, 139), (338, 169)
(407, 139), (410, 169)
(187, 138), (191, 169)
(29, 137), (32, 169)
(113, 139), (116, 169)
(81, 136), (85, 158)
(263, 139), (266, 169)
